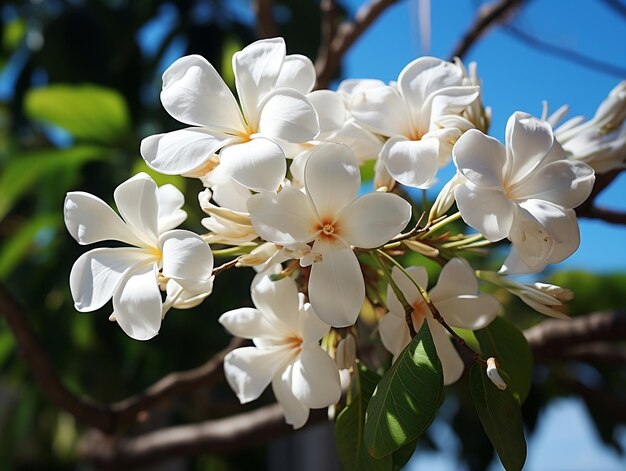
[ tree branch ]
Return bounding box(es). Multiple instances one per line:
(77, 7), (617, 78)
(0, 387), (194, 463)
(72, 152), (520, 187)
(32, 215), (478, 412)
(578, 205), (626, 225)
(314, 0), (398, 89)
(576, 169), (625, 224)
(79, 403), (328, 468)
(525, 310), (626, 363)
(255, 0), (279, 39)
(449, 0), (523, 60)
(560, 342), (626, 365)
(0, 282), (242, 433)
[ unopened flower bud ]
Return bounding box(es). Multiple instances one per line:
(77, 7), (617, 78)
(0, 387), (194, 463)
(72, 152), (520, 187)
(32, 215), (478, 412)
(429, 172), (467, 221)
(486, 357), (507, 391)
(336, 334), (357, 370)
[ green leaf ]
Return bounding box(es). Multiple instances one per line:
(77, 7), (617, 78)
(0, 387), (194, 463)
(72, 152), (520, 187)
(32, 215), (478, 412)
(364, 321), (443, 458)
(470, 364), (527, 471)
(24, 84), (130, 144)
(0, 145), (107, 221)
(474, 317), (533, 402)
(336, 363), (391, 471)
(0, 213), (60, 280)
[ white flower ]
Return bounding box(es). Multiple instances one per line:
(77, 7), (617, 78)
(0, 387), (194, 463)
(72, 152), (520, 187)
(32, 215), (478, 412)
(546, 81), (626, 174)
(349, 57), (479, 189)
(219, 273), (341, 429)
(248, 143), (412, 327)
(141, 37), (319, 192)
(379, 258), (500, 385)
(64, 173), (214, 340)
(453, 112), (595, 274)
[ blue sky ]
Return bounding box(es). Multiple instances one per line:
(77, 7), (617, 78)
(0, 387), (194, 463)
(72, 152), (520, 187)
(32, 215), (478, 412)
(339, 1), (626, 469)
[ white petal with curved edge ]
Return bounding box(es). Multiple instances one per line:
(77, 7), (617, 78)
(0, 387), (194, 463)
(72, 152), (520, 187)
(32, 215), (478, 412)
(387, 265), (428, 313)
(159, 230), (214, 293)
(64, 192), (142, 247)
(339, 193), (411, 248)
(331, 119), (383, 163)
(454, 185), (515, 242)
(309, 240), (364, 327)
(250, 272), (301, 334)
(299, 302), (331, 342)
(211, 180), (251, 212)
(398, 57), (463, 118)
(434, 295), (499, 330)
(307, 90), (346, 134)
(504, 113), (554, 184)
(113, 173), (159, 245)
(382, 136), (440, 189)
(304, 143), (360, 220)
(510, 160), (595, 208)
(275, 54), (316, 94)
(379, 312), (411, 356)
(160, 54), (245, 132)
(141, 128), (236, 175)
(112, 263), (163, 341)
(224, 345), (293, 403)
(248, 188), (319, 244)
(217, 138), (287, 192)
(258, 89), (319, 143)
(349, 85), (413, 138)
(429, 257), (478, 300)
(156, 184), (187, 233)
(453, 129), (506, 189)
(70, 248), (151, 312)
(219, 307), (281, 340)
(234, 38), (285, 125)
(272, 363), (310, 429)
(427, 318), (464, 385)
(427, 86), (479, 123)
(290, 344), (341, 408)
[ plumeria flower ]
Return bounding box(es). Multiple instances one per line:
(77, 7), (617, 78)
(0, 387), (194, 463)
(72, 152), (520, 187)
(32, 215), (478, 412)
(64, 173), (214, 340)
(453, 112), (595, 274)
(544, 81), (626, 174)
(219, 272), (341, 429)
(141, 37), (319, 192)
(349, 57), (479, 189)
(379, 258), (500, 385)
(248, 143), (412, 327)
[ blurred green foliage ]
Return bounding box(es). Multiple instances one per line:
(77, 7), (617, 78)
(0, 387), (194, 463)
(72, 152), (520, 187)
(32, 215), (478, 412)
(0, 1), (624, 470)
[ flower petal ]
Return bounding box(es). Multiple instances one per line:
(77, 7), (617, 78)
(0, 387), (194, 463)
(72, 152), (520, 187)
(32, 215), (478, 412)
(64, 192), (142, 246)
(381, 136), (440, 189)
(248, 187), (319, 244)
(510, 159), (595, 208)
(272, 363), (310, 429)
(434, 295), (499, 330)
(70, 248), (150, 312)
(156, 184), (187, 233)
(159, 229), (214, 294)
(453, 129), (506, 189)
(141, 128), (236, 176)
(275, 54), (316, 94)
(304, 143), (360, 220)
(454, 185), (515, 242)
(387, 265), (428, 313)
(290, 344), (341, 408)
(307, 90), (346, 135)
(309, 240), (364, 327)
(339, 192), (411, 248)
(427, 318), (464, 385)
(429, 257), (478, 299)
(349, 85), (413, 138)
(258, 88), (319, 143)
(504, 112), (555, 184)
(250, 272), (301, 334)
(112, 263), (163, 341)
(379, 312), (411, 356)
(219, 307), (280, 340)
(234, 38), (285, 125)
(161, 54), (245, 132)
(217, 138), (287, 192)
(224, 345), (293, 403)
(113, 173), (159, 245)
(299, 301), (331, 343)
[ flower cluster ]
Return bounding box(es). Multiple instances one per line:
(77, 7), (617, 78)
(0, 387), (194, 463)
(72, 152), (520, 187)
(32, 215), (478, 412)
(64, 37), (623, 430)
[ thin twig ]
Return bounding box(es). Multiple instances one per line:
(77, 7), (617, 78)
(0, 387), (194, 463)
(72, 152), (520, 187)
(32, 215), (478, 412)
(255, 0), (279, 38)
(390, 211), (428, 242)
(315, 0), (399, 89)
(449, 0), (523, 60)
(212, 257), (241, 276)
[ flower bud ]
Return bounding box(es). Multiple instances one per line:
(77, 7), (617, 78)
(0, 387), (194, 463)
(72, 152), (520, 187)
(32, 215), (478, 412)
(429, 172), (467, 221)
(486, 357), (507, 391)
(336, 334), (357, 370)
